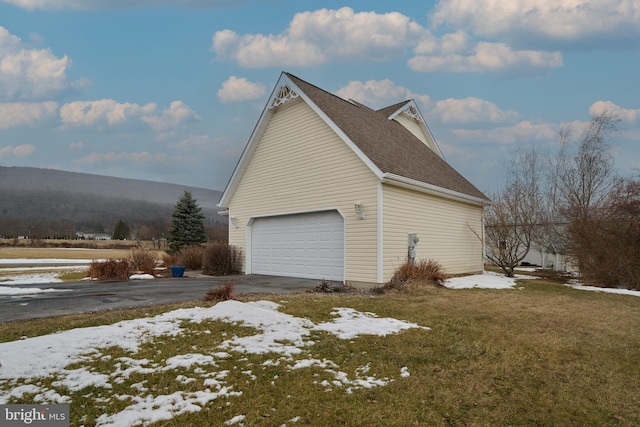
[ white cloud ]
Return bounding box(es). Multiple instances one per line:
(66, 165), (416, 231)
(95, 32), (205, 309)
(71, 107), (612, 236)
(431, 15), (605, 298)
(59, 99), (198, 131)
(590, 101), (640, 123)
(451, 120), (558, 144)
(60, 99), (156, 128)
(211, 7), (563, 76)
(409, 41), (563, 75)
(212, 7), (426, 68)
(335, 79), (518, 125)
(0, 101), (57, 128)
(431, 0), (640, 48)
(77, 151), (168, 164)
(429, 97), (519, 124)
(141, 101), (200, 132)
(217, 76), (266, 103)
(0, 144), (36, 158)
(0, 26), (88, 101)
(1, 0), (254, 10)
(335, 79), (432, 111)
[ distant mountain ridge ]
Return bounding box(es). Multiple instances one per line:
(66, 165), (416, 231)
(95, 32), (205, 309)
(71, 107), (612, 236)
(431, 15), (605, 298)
(0, 166), (227, 238)
(0, 166), (222, 209)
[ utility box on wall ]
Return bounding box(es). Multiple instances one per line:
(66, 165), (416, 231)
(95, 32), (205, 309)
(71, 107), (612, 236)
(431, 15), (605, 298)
(408, 233), (419, 264)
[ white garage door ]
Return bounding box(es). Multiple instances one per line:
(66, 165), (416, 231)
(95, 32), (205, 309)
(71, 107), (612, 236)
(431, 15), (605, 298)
(251, 211), (344, 281)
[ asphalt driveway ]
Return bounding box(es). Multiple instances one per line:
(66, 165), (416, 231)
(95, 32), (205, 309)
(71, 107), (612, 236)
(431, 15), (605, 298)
(0, 274), (322, 323)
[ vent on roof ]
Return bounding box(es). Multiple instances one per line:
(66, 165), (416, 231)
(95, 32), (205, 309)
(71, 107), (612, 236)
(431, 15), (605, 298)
(269, 85), (299, 109)
(401, 105), (423, 123)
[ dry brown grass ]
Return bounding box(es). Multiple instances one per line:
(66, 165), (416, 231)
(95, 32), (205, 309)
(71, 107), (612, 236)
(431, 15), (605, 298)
(0, 246), (155, 261)
(0, 238), (155, 249)
(0, 278), (639, 426)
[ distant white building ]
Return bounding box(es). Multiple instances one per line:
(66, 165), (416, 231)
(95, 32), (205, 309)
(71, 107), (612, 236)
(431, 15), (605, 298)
(76, 232), (111, 240)
(520, 241), (576, 272)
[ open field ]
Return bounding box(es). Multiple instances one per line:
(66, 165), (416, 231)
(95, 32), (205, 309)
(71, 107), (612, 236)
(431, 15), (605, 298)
(0, 246), (165, 261)
(1, 277), (639, 426)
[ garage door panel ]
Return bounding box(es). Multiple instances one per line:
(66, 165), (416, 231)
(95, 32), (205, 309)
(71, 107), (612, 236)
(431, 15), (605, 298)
(252, 211), (344, 281)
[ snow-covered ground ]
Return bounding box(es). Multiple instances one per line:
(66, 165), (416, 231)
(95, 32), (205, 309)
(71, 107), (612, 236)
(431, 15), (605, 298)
(0, 300), (429, 426)
(0, 258), (92, 287)
(0, 267), (638, 425)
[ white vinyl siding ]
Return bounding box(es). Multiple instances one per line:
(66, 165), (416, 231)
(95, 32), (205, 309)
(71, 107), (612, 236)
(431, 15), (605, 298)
(382, 184), (484, 279)
(228, 98), (379, 283)
(393, 114), (440, 155)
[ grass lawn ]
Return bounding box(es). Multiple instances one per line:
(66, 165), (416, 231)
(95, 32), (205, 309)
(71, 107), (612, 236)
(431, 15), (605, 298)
(0, 277), (639, 426)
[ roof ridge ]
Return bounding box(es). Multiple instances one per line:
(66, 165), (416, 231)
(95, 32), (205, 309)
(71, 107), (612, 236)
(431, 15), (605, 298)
(285, 72), (360, 109)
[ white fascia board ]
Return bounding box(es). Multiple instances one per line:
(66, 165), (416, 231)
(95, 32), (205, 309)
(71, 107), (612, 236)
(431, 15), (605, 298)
(387, 100), (445, 160)
(382, 173), (491, 206)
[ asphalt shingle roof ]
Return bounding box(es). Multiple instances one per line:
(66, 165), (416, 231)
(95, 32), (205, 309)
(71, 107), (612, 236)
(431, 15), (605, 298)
(285, 73), (488, 202)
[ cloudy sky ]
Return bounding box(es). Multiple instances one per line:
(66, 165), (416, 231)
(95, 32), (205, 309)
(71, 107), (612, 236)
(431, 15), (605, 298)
(1, 0), (638, 193)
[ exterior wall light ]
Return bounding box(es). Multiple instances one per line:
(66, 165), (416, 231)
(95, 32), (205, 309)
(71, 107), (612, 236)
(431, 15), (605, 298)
(230, 217), (238, 228)
(354, 201), (365, 219)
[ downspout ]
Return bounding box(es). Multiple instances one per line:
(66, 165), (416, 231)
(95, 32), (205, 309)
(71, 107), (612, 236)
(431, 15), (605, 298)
(377, 182), (384, 283)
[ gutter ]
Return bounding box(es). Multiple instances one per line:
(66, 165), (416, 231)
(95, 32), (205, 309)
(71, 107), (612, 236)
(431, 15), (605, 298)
(381, 173), (491, 206)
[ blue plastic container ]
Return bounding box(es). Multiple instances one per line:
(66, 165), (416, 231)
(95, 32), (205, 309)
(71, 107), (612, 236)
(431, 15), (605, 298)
(170, 266), (186, 277)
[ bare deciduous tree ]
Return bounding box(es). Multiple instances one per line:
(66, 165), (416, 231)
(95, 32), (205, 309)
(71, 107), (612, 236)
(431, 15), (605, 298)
(553, 110), (621, 221)
(483, 143), (545, 277)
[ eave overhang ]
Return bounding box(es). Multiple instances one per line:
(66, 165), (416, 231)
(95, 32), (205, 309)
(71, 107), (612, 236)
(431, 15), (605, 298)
(381, 173), (491, 207)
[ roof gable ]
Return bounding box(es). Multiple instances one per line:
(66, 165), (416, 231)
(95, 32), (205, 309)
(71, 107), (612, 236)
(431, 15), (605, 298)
(285, 72), (487, 202)
(219, 72), (488, 208)
(381, 100), (444, 158)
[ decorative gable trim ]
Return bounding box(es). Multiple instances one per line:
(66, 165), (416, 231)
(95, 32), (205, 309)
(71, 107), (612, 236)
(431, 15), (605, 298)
(386, 100), (444, 159)
(269, 84), (299, 109)
(399, 104), (423, 123)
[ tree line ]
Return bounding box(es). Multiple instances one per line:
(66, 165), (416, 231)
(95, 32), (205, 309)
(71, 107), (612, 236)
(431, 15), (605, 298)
(484, 111), (639, 290)
(0, 189), (226, 243)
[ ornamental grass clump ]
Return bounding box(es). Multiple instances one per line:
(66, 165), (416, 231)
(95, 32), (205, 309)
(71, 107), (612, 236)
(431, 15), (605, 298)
(87, 258), (132, 281)
(373, 259), (447, 294)
(129, 247), (157, 275)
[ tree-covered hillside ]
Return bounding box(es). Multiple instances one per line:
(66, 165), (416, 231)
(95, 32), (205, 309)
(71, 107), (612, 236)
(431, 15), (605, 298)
(0, 167), (226, 240)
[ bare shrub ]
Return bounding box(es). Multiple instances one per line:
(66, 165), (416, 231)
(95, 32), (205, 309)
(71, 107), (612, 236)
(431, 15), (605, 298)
(162, 253), (179, 267)
(129, 247), (157, 275)
(202, 243), (243, 276)
(569, 178), (640, 290)
(87, 258), (132, 281)
(375, 259), (447, 294)
(178, 245), (204, 270)
(204, 280), (236, 302)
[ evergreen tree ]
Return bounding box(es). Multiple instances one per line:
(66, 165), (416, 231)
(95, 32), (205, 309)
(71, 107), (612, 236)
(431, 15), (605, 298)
(112, 220), (130, 240)
(167, 190), (207, 254)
